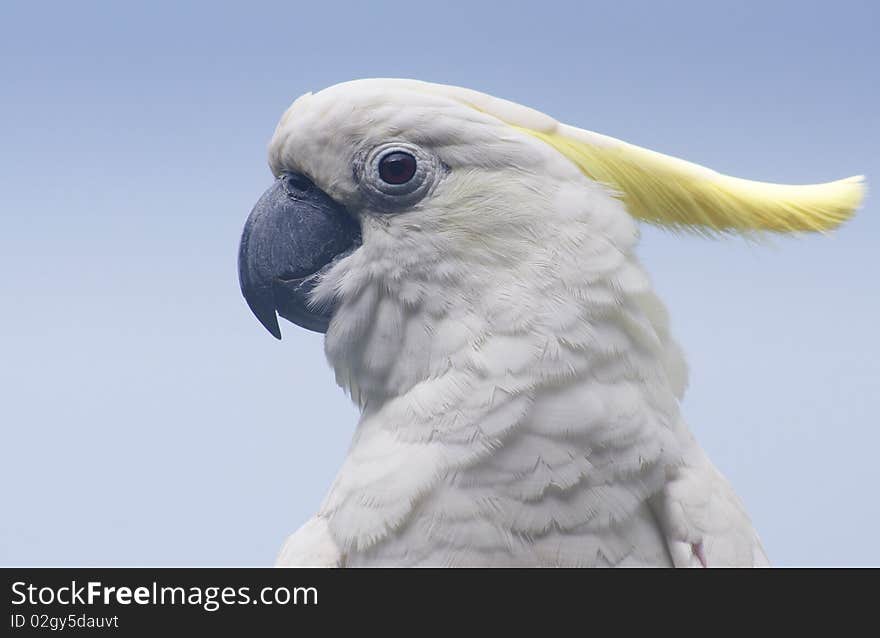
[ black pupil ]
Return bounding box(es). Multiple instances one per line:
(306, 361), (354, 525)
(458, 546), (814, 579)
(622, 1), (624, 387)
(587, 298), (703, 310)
(378, 152), (417, 185)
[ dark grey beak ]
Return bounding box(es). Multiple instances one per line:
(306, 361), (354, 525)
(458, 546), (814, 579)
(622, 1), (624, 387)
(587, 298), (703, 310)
(238, 172), (361, 338)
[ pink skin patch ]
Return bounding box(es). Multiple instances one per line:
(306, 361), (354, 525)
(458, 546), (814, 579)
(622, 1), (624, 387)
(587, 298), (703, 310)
(692, 542), (708, 568)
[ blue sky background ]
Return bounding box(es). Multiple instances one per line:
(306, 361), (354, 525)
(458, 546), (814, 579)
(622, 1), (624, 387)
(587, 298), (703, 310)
(1, 0), (877, 566)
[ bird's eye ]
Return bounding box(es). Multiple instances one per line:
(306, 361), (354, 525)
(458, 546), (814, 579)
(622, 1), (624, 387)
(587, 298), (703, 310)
(359, 141), (440, 210)
(378, 151), (417, 185)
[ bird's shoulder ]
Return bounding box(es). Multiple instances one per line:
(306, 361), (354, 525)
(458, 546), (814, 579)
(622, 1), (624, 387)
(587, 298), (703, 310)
(275, 516), (343, 567)
(651, 448), (770, 567)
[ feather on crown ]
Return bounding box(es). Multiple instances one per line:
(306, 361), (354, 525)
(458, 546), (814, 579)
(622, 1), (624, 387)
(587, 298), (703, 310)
(406, 80), (865, 235)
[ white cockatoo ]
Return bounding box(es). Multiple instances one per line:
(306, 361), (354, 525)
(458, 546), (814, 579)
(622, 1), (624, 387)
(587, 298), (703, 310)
(238, 79), (864, 567)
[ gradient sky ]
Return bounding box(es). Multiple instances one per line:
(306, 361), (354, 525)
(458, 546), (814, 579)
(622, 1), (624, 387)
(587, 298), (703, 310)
(1, 0), (877, 566)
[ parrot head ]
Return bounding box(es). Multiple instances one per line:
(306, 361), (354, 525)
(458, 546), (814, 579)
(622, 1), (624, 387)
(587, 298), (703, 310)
(238, 79), (580, 338)
(239, 79), (863, 403)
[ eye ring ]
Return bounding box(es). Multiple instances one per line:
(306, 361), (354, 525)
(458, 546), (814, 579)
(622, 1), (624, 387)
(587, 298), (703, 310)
(358, 141), (440, 211)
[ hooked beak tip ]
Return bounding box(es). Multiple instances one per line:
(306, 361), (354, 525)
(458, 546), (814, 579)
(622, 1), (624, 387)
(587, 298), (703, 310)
(241, 283), (283, 340)
(264, 317), (283, 341)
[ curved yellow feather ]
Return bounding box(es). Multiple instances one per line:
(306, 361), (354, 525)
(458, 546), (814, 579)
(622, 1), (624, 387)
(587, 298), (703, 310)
(397, 79), (864, 235)
(516, 124), (864, 234)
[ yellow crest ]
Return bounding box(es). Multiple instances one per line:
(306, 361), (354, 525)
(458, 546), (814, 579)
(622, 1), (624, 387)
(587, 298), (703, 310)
(416, 80), (865, 235)
(517, 124), (864, 235)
